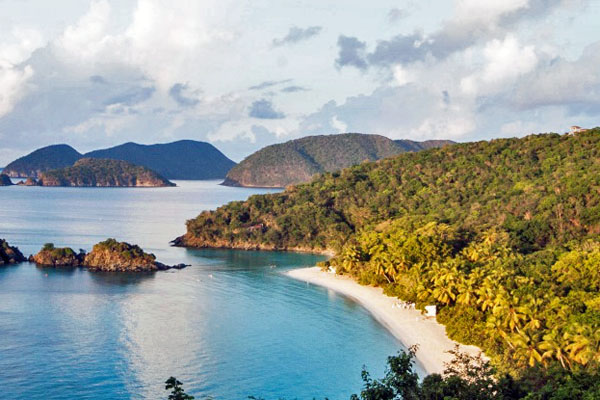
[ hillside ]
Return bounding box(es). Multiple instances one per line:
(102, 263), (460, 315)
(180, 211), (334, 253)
(176, 129), (600, 373)
(2, 144), (82, 178)
(38, 158), (175, 187)
(85, 140), (236, 179)
(223, 133), (453, 187)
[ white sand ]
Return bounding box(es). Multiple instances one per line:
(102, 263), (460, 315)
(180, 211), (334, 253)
(286, 267), (483, 375)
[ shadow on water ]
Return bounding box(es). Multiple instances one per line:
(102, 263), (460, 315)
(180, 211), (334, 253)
(86, 269), (157, 286)
(184, 247), (327, 272)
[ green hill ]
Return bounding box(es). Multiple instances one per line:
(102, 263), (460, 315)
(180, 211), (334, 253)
(176, 129), (600, 373)
(222, 133), (453, 187)
(3, 144), (82, 178)
(38, 158), (175, 187)
(85, 140), (236, 180)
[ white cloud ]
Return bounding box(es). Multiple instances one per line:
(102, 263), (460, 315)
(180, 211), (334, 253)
(461, 35), (537, 96)
(330, 115), (348, 133)
(0, 27), (42, 117)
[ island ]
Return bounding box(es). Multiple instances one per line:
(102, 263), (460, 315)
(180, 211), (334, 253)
(3, 140), (236, 180)
(175, 128), (600, 378)
(2, 144), (82, 178)
(222, 133), (453, 188)
(30, 239), (188, 272)
(0, 174), (13, 186)
(37, 158), (175, 187)
(0, 239), (26, 265)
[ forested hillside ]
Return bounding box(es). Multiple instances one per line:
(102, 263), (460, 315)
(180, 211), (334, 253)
(222, 133), (453, 187)
(177, 129), (600, 373)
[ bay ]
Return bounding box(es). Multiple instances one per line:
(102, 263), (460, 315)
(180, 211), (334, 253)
(0, 181), (408, 399)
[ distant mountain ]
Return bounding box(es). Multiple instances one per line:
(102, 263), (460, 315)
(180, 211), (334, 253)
(3, 144), (82, 178)
(85, 140), (236, 180)
(223, 133), (454, 188)
(3, 140), (236, 180)
(38, 158), (175, 187)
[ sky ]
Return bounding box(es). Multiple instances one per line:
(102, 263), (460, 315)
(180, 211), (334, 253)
(0, 0), (599, 165)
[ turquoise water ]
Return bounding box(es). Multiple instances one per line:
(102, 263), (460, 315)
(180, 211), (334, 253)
(0, 181), (406, 399)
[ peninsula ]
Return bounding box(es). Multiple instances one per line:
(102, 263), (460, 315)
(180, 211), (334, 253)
(175, 128), (600, 375)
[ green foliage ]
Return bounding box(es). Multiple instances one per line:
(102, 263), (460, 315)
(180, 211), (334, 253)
(38, 158), (174, 187)
(165, 377), (195, 400)
(351, 347), (600, 400)
(93, 238), (155, 262)
(182, 129), (600, 374)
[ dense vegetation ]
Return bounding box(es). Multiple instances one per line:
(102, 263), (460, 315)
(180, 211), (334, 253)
(2, 144), (82, 178)
(38, 158), (175, 187)
(179, 129), (600, 375)
(351, 347), (600, 400)
(85, 140), (236, 179)
(223, 133), (453, 187)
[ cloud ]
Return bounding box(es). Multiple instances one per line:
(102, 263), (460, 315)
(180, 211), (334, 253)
(337, 0), (574, 71)
(105, 85), (155, 106)
(248, 79), (292, 91)
(335, 36), (368, 70)
(249, 99), (285, 119)
(272, 26), (322, 47)
(387, 8), (408, 23)
(281, 85), (308, 93)
(0, 27), (43, 118)
(169, 83), (200, 106)
(460, 35), (537, 96)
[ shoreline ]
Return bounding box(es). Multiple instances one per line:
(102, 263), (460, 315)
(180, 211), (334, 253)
(286, 266), (483, 375)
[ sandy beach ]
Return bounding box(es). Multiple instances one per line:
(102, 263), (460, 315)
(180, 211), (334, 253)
(286, 267), (483, 375)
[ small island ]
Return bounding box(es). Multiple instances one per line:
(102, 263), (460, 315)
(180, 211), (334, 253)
(30, 239), (188, 272)
(36, 158), (175, 187)
(0, 174), (13, 186)
(0, 239), (26, 265)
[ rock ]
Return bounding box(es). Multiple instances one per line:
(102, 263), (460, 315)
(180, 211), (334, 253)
(17, 177), (39, 186)
(0, 239), (26, 265)
(84, 238), (187, 272)
(29, 243), (86, 267)
(0, 174), (13, 186)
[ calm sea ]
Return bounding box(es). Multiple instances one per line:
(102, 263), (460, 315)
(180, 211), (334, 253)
(0, 181), (407, 399)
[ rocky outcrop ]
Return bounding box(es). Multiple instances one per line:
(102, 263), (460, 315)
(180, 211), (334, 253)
(0, 239), (26, 265)
(38, 158), (175, 187)
(0, 174), (13, 186)
(29, 244), (85, 267)
(30, 239), (187, 272)
(17, 178), (39, 186)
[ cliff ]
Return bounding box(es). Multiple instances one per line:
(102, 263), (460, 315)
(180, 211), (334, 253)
(223, 133), (454, 188)
(0, 239), (26, 265)
(38, 158), (175, 187)
(2, 144), (82, 178)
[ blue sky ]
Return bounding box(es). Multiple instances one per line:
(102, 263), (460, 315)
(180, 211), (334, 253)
(0, 0), (599, 164)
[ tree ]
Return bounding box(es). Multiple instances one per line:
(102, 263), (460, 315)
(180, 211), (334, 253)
(165, 377), (195, 400)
